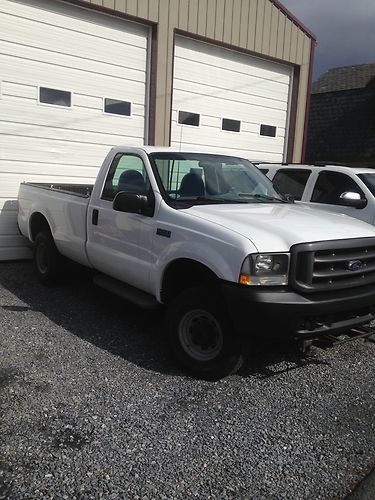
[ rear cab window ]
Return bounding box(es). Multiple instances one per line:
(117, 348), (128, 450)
(272, 169), (311, 201)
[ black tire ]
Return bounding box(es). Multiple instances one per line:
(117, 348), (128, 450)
(166, 286), (245, 380)
(33, 230), (64, 285)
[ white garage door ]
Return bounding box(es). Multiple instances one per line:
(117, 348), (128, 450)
(171, 36), (292, 162)
(0, 0), (149, 260)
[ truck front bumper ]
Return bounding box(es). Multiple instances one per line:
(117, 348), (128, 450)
(221, 282), (375, 339)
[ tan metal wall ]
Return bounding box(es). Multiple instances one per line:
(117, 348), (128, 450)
(69, 0), (314, 162)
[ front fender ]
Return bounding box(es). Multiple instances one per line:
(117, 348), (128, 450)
(152, 240), (254, 302)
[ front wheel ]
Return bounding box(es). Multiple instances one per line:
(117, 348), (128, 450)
(33, 230), (64, 285)
(166, 286), (245, 379)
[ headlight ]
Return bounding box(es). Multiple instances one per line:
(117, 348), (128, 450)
(239, 253), (289, 286)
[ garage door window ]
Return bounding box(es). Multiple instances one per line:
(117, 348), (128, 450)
(222, 118), (241, 133)
(178, 111), (200, 127)
(39, 87), (71, 107)
(104, 99), (131, 116)
(273, 169), (311, 200)
(260, 124), (277, 137)
(311, 172), (364, 205)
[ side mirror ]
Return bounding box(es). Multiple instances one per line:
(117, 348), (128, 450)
(113, 192), (150, 214)
(339, 192), (367, 209)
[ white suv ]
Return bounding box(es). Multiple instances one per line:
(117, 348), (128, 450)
(258, 164), (375, 225)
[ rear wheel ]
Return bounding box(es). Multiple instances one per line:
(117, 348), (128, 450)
(33, 230), (64, 285)
(166, 286), (245, 379)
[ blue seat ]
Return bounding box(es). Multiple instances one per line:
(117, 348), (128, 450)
(118, 170), (145, 193)
(179, 173), (205, 197)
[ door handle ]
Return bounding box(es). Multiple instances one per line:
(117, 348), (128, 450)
(92, 209), (99, 225)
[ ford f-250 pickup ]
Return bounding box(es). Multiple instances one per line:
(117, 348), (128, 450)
(18, 146), (375, 379)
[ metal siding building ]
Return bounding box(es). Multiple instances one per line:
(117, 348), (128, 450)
(0, 0), (315, 260)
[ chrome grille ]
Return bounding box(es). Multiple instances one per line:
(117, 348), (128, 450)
(290, 238), (375, 292)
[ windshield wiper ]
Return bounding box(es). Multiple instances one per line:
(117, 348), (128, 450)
(237, 193), (290, 203)
(176, 196), (246, 204)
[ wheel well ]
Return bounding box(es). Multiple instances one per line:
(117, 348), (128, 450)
(161, 259), (219, 304)
(29, 213), (51, 242)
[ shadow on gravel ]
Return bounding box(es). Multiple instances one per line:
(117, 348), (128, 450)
(0, 262), (331, 379)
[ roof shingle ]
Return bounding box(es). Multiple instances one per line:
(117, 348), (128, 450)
(312, 63), (375, 94)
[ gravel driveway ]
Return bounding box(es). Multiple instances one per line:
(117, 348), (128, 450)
(0, 261), (374, 500)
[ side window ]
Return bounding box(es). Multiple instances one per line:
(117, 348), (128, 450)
(102, 154), (150, 201)
(311, 171), (364, 205)
(272, 169), (311, 201)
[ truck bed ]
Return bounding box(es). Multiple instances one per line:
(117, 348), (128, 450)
(18, 181), (93, 268)
(23, 182), (94, 198)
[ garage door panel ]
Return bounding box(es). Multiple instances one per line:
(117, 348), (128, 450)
(0, 161), (101, 180)
(175, 39), (291, 82)
(173, 85), (288, 113)
(1, 32), (146, 77)
(0, 214), (31, 261)
(0, 0), (148, 47)
(173, 73), (290, 103)
(1, 90), (146, 116)
(1, 81), (36, 99)
(0, 234), (30, 248)
(172, 93), (288, 128)
(0, 102), (145, 139)
(1, 48), (146, 86)
(0, 66), (146, 105)
(0, 210), (20, 235)
(0, 199), (18, 211)
(1, 13), (148, 67)
(0, 119), (146, 145)
(169, 140), (285, 161)
(0, 245), (31, 260)
(176, 52), (291, 85)
(172, 111), (286, 136)
(0, 173), (96, 201)
(0, 136), (130, 166)
(171, 125), (285, 151)
(0, 232), (30, 245)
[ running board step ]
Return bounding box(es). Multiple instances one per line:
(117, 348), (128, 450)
(93, 274), (159, 310)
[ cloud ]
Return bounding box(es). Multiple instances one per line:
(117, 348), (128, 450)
(280, 0), (375, 78)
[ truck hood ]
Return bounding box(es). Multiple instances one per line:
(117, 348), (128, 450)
(184, 203), (375, 252)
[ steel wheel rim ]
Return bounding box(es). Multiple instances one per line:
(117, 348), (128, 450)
(178, 309), (224, 362)
(36, 242), (49, 274)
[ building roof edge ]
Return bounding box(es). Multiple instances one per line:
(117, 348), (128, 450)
(270, 0), (317, 41)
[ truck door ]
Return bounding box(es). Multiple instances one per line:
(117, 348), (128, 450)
(309, 171), (373, 224)
(86, 153), (155, 293)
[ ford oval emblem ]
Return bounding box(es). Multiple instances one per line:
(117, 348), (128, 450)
(348, 260), (363, 271)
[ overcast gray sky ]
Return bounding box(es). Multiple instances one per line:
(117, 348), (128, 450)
(280, 0), (375, 80)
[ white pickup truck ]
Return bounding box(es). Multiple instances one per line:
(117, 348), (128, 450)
(18, 147), (375, 379)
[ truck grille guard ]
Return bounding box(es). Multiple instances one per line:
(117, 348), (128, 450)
(298, 322), (375, 353)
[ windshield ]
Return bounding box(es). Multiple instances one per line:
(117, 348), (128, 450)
(358, 173), (375, 196)
(149, 152), (287, 206)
